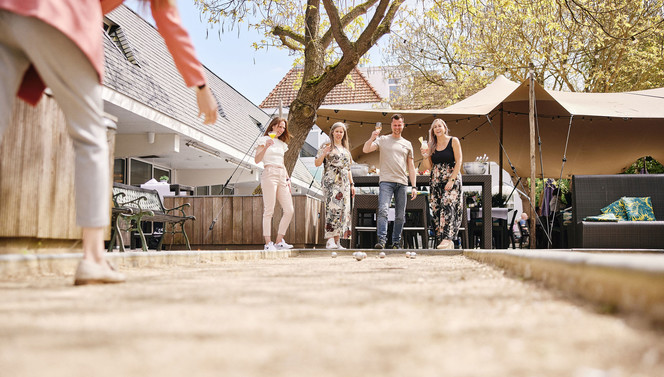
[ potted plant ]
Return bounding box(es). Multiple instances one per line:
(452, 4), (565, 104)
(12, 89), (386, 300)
(159, 175), (169, 183)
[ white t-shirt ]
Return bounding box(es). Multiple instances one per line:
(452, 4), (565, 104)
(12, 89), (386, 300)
(256, 136), (289, 166)
(372, 135), (414, 185)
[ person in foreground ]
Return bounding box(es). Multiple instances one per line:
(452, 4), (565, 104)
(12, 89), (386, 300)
(315, 122), (355, 249)
(420, 119), (463, 249)
(0, 0), (217, 285)
(254, 117), (295, 251)
(362, 114), (417, 249)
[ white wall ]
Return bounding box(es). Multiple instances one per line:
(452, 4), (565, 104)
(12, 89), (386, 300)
(176, 168), (259, 188)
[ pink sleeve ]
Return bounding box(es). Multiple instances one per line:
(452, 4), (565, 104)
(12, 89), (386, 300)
(151, 3), (206, 87)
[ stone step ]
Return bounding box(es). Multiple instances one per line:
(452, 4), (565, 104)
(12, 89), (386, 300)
(0, 249), (291, 280)
(464, 249), (664, 324)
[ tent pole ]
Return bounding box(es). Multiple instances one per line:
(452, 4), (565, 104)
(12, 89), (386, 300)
(529, 63), (537, 249)
(499, 105), (504, 200)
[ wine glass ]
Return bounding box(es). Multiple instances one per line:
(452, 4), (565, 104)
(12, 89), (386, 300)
(418, 136), (427, 149)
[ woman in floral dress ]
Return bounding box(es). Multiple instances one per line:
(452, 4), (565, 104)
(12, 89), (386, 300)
(420, 119), (463, 249)
(315, 122), (355, 249)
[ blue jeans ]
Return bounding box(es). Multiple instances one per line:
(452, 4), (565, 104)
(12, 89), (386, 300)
(377, 181), (407, 245)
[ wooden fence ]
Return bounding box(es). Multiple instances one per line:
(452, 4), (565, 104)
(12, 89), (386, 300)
(163, 195), (325, 248)
(0, 95), (115, 252)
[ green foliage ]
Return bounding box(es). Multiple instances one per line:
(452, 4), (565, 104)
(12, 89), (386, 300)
(492, 193), (508, 208)
(385, 0), (664, 109)
(622, 156), (664, 174)
(526, 178), (571, 207)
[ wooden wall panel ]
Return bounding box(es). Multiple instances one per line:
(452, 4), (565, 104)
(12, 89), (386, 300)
(1, 95), (116, 248)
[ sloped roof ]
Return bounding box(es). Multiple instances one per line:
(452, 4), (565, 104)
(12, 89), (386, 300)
(260, 67), (383, 108)
(103, 6), (316, 187)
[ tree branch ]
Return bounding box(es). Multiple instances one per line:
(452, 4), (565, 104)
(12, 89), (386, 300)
(319, 0), (380, 50)
(356, 0), (404, 52)
(272, 25), (305, 46)
(321, 0), (355, 55)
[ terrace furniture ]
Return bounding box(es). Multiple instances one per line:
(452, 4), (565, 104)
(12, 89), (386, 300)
(108, 183), (195, 252)
(571, 175), (664, 249)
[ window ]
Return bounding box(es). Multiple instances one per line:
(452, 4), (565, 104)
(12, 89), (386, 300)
(128, 158), (171, 185)
(104, 18), (140, 66)
(129, 159), (151, 186)
(154, 167), (169, 182)
(113, 158), (126, 183)
(211, 184), (233, 195)
(195, 186), (210, 195)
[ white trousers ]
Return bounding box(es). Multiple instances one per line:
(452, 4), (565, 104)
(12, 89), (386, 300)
(261, 165), (294, 237)
(0, 10), (109, 227)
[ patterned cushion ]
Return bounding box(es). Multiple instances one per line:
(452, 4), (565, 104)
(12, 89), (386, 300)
(601, 198), (627, 221)
(583, 213), (619, 222)
(621, 197), (656, 221)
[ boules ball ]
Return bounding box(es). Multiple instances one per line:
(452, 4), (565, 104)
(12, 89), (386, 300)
(331, 252), (337, 258)
(378, 251), (386, 258)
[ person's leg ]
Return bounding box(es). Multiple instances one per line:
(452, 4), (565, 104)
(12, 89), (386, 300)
(0, 11), (31, 143)
(275, 168), (294, 245)
(4, 14), (122, 283)
(261, 167), (279, 244)
(392, 183), (407, 247)
(376, 182), (395, 247)
(17, 17), (108, 230)
(444, 180), (463, 248)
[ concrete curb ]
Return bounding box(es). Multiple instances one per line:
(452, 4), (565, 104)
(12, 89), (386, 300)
(464, 249), (664, 323)
(0, 249), (291, 279)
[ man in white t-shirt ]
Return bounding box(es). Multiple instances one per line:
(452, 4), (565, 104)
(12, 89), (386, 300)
(362, 114), (417, 249)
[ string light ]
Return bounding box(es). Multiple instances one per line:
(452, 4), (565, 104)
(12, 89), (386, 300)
(316, 110), (615, 130)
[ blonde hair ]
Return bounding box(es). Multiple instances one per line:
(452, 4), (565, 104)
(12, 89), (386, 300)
(427, 118), (449, 153)
(328, 122), (350, 151)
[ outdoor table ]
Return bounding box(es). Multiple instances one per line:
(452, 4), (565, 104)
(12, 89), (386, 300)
(353, 174), (492, 249)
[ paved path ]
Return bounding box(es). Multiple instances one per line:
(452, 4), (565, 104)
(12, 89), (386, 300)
(1, 254), (662, 377)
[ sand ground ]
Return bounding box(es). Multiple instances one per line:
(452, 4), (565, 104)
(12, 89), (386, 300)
(0, 253), (662, 377)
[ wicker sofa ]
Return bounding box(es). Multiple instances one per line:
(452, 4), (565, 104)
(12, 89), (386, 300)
(571, 174), (664, 249)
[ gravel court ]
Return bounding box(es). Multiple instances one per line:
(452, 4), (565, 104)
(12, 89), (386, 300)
(0, 253), (662, 377)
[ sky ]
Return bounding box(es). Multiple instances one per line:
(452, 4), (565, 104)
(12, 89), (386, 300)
(129, 0), (385, 106)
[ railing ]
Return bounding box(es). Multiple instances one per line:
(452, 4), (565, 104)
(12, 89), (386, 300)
(163, 194), (325, 248)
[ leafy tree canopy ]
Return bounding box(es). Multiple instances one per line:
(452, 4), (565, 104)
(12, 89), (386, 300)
(384, 0), (664, 109)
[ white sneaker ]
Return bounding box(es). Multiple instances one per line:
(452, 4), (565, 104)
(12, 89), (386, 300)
(326, 238), (338, 249)
(264, 242), (277, 251)
(275, 240), (293, 249)
(336, 243), (346, 250)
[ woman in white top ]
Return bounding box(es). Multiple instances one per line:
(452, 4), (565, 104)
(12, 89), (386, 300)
(254, 117), (295, 251)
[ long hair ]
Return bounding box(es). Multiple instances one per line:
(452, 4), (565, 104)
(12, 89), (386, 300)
(263, 117), (291, 143)
(427, 118), (449, 154)
(328, 122), (350, 151)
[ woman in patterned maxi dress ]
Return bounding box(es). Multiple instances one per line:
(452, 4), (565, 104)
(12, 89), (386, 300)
(419, 119), (463, 249)
(315, 122), (355, 249)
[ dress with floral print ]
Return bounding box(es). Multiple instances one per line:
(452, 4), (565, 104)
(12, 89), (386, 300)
(316, 145), (353, 239)
(429, 162), (462, 241)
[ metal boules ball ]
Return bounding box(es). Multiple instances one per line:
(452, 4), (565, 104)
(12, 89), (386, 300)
(331, 252), (337, 258)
